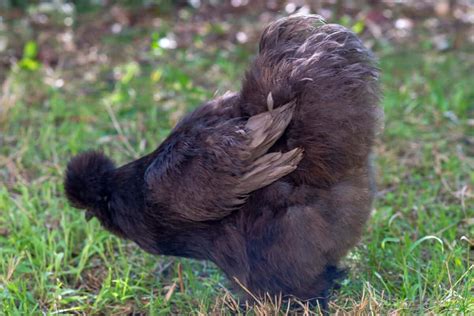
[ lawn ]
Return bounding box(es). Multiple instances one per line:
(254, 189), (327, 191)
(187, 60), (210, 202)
(0, 4), (473, 315)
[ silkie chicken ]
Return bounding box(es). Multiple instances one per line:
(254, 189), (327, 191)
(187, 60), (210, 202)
(65, 15), (381, 307)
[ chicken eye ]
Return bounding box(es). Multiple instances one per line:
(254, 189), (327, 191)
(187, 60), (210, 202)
(85, 210), (93, 221)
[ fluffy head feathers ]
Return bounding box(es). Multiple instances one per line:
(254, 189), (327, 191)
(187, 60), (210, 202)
(64, 151), (115, 210)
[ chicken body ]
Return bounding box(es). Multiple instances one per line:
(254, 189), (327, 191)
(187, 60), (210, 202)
(65, 15), (381, 303)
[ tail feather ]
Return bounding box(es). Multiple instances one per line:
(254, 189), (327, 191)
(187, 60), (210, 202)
(240, 14), (381, 186)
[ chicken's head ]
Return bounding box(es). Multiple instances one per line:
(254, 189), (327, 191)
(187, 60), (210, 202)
(64, 151), (125, 235)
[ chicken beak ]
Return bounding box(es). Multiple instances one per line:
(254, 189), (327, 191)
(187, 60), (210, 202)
(85, 210), (93, 221)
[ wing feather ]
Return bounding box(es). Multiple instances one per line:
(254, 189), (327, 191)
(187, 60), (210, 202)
(145, 97), (303, 222)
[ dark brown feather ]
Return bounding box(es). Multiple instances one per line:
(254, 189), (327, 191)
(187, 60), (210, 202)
(64, 14), (381, 307)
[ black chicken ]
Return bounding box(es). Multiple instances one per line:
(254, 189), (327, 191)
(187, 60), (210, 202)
(65, 15), (381, 306)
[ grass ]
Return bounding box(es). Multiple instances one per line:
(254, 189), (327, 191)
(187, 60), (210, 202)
(0, 13), (473, 315)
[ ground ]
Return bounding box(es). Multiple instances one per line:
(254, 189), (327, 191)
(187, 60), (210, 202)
(0, 2), (473, 315)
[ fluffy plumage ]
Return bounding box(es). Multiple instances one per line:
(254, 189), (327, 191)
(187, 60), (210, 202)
(64, 15), (381, 306)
